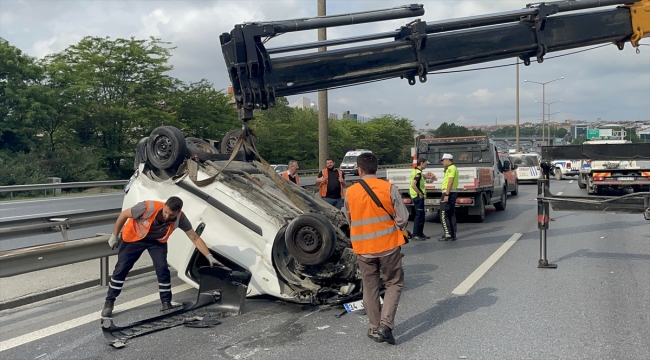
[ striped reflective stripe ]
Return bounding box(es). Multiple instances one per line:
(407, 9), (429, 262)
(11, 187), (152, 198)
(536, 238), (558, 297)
(109, 284), (122, 290)
(159, 289), (171, 292)
(351, 225), (398, 241)
(135, 201), (157, 238)
(158, 283), (171, 286)
(350, 214), (392, 227)
(111, 278), (124, 284)
(441, 210), (450, 235)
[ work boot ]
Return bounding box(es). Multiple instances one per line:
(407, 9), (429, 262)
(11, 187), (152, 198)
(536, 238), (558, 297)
(101, 301), (114, 317)
(438, 234), (452, 241)
(161, 301), (181, 311)
(367, 328), (384, 343)
(377, 325), (396, 345)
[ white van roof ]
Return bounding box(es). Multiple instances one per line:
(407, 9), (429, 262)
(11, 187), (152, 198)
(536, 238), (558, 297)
(344, 149), (373, 156)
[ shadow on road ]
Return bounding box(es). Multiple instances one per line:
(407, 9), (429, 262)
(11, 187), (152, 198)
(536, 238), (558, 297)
(395, 287), (498, 344)
(402, 263), (438, 294)
(553, 249), (650, 263)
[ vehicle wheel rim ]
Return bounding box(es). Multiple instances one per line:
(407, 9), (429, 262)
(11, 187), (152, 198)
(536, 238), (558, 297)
(293, 226), (322, 254)
(152, 135), (173, 162)
(226, 136), (238, 153)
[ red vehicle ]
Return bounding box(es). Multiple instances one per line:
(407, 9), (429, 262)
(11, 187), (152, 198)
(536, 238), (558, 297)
(499, 153), (519, 196)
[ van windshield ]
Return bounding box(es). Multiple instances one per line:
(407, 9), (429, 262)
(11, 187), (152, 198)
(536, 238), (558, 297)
(342, 156), (358, 163)
(511, 155), (539, 167)
(424, 144), (489, 164)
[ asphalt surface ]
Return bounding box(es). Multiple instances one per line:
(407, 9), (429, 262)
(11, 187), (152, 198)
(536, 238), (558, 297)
(1, 177), (648, 359)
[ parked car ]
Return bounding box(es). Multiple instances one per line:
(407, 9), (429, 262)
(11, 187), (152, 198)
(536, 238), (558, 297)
(498, 152), (519, 195)
(270, 164), (289, 174)
(124, 126), (362, 305)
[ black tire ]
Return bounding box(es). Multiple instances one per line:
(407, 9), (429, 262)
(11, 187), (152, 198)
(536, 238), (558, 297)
(407, 207), (415, 221)
(187, 137), (219, 154)
(577, 175), (587, 189)
(494, 188), (507, 211)
(511, 180), (519, 196)
(555, 168), (563, 180)
(285, 213), (336, 266)
(134, 137), (149, 170)
(148, 126), (187, 170)
(221, 129), (242, 154)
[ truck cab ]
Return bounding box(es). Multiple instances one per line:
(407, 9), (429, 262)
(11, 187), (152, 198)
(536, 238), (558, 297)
(340, 149), (372, 176)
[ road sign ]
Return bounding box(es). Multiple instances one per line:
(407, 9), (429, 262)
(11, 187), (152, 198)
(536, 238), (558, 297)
(599, 129), (612, 138)
(587, 129), (600, 139)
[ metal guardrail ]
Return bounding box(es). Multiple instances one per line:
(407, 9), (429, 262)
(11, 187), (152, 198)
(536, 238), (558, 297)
(0, 180), (128, 193)
(0, 208), (122, 242)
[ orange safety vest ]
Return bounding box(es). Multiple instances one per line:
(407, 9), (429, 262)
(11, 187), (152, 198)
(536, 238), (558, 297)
(122, 200), (182, 243)
(346, 178), (404, 255)
(283, 171), (299, 185)
(319, 168), (344, 198)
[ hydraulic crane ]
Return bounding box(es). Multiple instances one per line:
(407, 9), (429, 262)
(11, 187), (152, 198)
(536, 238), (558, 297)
(219, 0), (650, 269)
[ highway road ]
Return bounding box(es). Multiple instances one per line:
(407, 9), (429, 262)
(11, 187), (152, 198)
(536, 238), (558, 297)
(0, 178), (648, 359)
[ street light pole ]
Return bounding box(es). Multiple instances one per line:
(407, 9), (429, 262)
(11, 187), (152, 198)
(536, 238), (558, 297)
(317, 0), (328, 169)
(525, 77), (564, 146)
(516, 58), (520, 152)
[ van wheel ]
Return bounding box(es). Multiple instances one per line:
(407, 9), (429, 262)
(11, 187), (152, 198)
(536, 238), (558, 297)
(511, 181), (519, 196)
(285, 213), (336, 266)
(188, 137), (219, 154)
(577, 175), (587, 189)
(148, 126), (186, 171)
(470, 196), (486, 223)
(494, 188), (507, 211)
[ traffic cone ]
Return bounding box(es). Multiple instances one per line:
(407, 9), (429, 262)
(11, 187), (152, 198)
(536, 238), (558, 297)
(412, 154), (417, 168)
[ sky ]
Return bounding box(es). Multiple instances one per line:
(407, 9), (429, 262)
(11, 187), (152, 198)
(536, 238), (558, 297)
(1, 0), (649, 128)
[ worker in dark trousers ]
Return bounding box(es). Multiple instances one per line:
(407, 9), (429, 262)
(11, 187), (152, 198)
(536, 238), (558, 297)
(410, 157), (432, 241)
(102, 196), (223, 317)
(439, 153), (459, 241)
(316, 158), (346, 209)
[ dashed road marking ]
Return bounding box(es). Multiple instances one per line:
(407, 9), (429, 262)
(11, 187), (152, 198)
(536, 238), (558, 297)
(452, 233), (523, 295)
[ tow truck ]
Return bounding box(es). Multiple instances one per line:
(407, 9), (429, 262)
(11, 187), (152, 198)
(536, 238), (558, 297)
(106, 0), (650, 347)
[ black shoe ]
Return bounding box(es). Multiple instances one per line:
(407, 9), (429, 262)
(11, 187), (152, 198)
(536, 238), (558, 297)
(377, 325), (396, 345)
(101, 301), (114, 317)
(367, 328), (384, 343)
(161, 301), (181, 311)
(421, 234), (431, 239)
(451, 237), (457, 241)
(438, 235), (452, 241)
(412, 235), (426, 241)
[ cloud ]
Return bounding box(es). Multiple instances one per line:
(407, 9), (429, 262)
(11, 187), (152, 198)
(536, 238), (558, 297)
(0, 0), (647, 126)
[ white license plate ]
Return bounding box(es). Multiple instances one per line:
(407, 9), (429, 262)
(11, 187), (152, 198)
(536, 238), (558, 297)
(618, 177), (634, 181)
(343, 297), (384, 313)
(424, 199), (440, 205)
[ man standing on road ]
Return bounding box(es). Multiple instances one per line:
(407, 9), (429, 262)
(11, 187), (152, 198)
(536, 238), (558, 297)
(282, 160), (300, 185)
(410, 157), (433, 241)
(316, 158), (346, 209)
(343, 152), (407, 345)
(102, 196), (224, 317)
(439, 153), (459, 241)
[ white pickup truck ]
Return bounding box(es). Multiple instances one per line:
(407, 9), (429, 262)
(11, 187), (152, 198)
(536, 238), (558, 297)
(551, 159), (581, 180)
(386, 136), (510, 222)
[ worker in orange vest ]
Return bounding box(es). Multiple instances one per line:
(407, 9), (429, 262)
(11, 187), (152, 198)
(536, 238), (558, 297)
(282, 160), (300, 185)
(315, 158), (346, 209)
(342, 152), (408, 345)
(102, 196), (223, 317)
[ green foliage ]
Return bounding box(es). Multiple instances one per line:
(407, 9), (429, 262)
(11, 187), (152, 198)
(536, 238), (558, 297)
(430, 122), (485, 138)
(572, 135), (587, 145)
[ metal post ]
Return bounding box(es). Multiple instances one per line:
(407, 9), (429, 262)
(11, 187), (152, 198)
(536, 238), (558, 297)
(542, 83), (546, 145)
(516, 58), (520, 153)
(317, 0), (329, 170)
(100, 256), (110, 286)
(537, 165), (557, 269)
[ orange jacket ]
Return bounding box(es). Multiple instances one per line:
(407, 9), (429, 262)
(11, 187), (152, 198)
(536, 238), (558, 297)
(346, 178), (404, 255)
(282, 171), (299, 185)
(122, 200), (182, 243)
(319, 168), (343, 198)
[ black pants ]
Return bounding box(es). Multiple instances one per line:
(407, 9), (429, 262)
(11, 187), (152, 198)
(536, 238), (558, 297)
(411, 197), (425, 237)
(440, 192), (458, 238)
(106, 240), (171, 303)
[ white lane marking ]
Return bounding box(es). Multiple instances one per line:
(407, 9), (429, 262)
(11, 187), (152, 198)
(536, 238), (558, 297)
(569, 180), (574, 184)
(0, 209), (84, 220)
(557, 192), (563, 195)
(0, 283), (192, 352)
(0, 193), (122, 206)
(452, 233), (523, 296)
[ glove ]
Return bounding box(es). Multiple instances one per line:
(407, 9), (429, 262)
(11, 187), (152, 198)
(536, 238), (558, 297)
(108, 234), (118, 250)
(206, 254), (227, 268)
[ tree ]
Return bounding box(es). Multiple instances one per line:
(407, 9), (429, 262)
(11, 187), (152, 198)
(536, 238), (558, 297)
(432, 122), (484, 138)
(170, 79), (239, 140)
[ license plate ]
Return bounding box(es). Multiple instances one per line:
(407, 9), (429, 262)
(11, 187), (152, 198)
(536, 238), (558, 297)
(618, 177), (634, 181)
(424, 199), (440, 205)
(343, 297), (384, 313)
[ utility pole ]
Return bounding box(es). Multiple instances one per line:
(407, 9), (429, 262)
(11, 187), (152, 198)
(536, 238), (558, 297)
(516, 58), (520, 152)
(317, 0), (328, 170)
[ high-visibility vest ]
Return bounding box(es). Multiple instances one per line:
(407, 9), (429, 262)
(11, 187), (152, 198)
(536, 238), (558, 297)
(282, 171), (299, 185)
(409, 168), (426, 199)
(122, 200), (182, 243)
(319, 168), (343, 198)
(346, 178), (404, 255)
